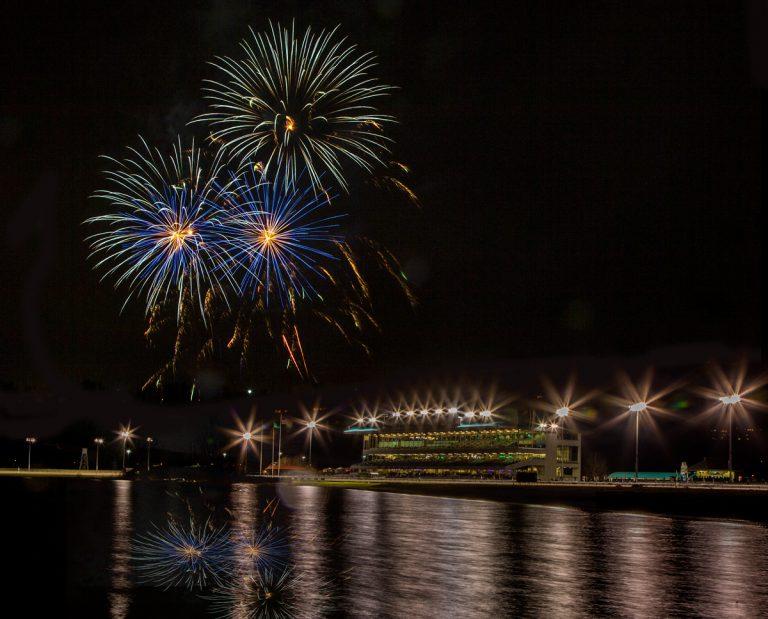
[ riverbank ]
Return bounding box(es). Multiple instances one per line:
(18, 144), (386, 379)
(0, 468), (123, 478)
(293, 478), (768, 521)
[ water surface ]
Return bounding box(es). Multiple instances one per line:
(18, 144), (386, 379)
(13, 479), (768, 617)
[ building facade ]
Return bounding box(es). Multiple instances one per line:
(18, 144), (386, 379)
(358, 425), (581, 481)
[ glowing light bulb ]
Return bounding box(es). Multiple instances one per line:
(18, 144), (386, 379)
(628, 402), (648, 413)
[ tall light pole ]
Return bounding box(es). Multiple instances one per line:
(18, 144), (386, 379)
(270, 424), (275, 476)
(307, 420), (317, 468)
(628, 402), (648, 482)
(25, 437), (36, 470)
(275, 409), (286, 478)
(258, 433), (263, 475)
(120, 430), (130, 472)
(718, 394), (741, 482)
(146, 437), (153, 472)
(242, 431), (252, 474)
(94, 437), (104, 470)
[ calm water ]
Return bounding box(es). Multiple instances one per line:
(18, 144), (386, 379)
(12, 479), (768, 617)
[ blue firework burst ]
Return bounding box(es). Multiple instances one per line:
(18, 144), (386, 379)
(86, 138), (233, 318)
(217, 169), (344, 305)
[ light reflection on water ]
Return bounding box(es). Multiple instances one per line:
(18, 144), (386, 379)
(109, 480), (132, 618)
(80, 482), (768, 617)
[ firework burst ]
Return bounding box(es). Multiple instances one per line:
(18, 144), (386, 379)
(233, 523), (290, 572)
(208, 568), (305, 619)
(197, 21), (395, 193)
(217, 170), (344, 305)
(86, 138), (233, 318)
(132, 515), (232, 590)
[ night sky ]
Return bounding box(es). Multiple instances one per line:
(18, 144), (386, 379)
(1, 1), (763, 397)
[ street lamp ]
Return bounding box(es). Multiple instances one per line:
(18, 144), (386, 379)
(146, 437), (153, 472)
(94, 437), (104, 470)
(242, 431), (253, 474)
(117, 425), (137, 472)
(628, 401), (648, 481)
(25, 437), (36, 470)
(718, 394), (741, 482)
(307, 420), (318, 468)
(555, 407), (570, 418)
(121, 431), (130, 471)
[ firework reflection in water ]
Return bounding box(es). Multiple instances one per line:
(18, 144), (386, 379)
(233, 522), (291, 573)
(132, 514), (232, 590)
(208, 568), (316, 619)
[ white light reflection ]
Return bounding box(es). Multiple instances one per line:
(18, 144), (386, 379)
(602, 513), (675, 616)
(285, 485), (335, 617)
(109, 480), (133, 619)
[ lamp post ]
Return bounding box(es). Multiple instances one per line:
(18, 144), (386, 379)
(307, 420), (317, 468)
(628, 402), (648, 482)
(120, 430), (130, 472)
(258, 433), (263, 476)
(718, 394), (741, 482)
(94, 438), (104, 470)
(146, 437), (153, 472)
(275, 409), (286, 478)
(242, 431), (252, 474)
(25, 437), (36, 470)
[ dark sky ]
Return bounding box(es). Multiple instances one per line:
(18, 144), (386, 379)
(0, 1), (763, 393)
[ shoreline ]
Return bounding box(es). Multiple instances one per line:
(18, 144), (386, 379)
(292, 478), (768, 522)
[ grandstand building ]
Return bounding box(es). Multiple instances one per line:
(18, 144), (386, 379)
(351, 422), (581, 481)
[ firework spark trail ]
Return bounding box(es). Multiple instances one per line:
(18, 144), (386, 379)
(217, 170), (344, 306)
(196, 21), (396, 193)
(132, 515), (232, 590)
(85, 138), (235, 320)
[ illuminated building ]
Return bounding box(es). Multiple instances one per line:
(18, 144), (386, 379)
(353, 423), (581, 481)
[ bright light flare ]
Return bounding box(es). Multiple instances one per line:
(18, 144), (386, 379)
(534, 374), (599, 427)
(223, 411), (265, 465)
(115, 423), (139, 445)
(602, 368), (680, 442)
(694, 361), (768, 425)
